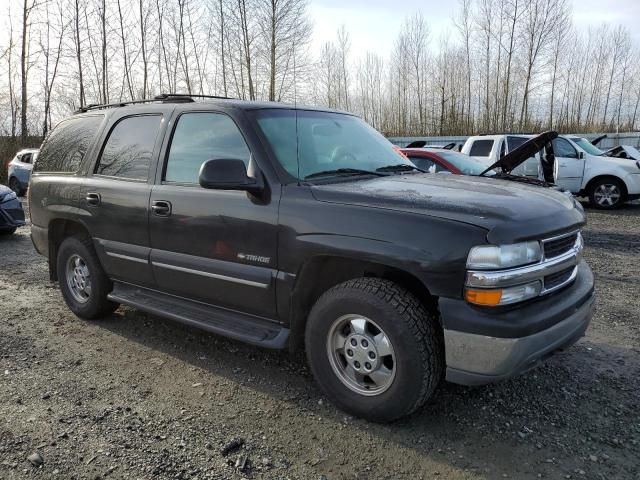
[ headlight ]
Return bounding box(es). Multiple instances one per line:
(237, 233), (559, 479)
(466, 241), (542, 270)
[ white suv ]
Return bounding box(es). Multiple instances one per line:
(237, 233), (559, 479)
(462, 134), (640, 209)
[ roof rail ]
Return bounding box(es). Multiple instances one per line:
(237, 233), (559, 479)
(73, 93), (234, 114)
(155, 93), (234, 101)
(74, 98), (170, 114)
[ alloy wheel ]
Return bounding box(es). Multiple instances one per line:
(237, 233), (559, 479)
(326, 314), (396, 396)
(66, 254), (92, 303)
(594, 183), (621, 207)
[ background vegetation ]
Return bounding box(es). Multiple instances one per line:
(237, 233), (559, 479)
(1, 0), (639, 151)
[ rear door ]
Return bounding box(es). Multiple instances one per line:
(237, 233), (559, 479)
(148, 109), (279, 318)
(552, 137), (585, 192)
(81, 108), (169, 288)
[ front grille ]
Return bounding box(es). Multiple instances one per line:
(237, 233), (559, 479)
(544, 232), (578, 259)
(544, 266), (575, 291)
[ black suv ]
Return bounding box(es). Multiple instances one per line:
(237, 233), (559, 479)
(29, 95), (594, 422)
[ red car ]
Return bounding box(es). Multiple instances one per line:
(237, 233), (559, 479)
(400, 148), (492, 176)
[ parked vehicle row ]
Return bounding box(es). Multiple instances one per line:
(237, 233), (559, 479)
(29, 94), (593, 422)
(460, 134), (640, 209)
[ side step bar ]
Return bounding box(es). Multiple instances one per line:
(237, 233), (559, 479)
(108, 282), (289, 349)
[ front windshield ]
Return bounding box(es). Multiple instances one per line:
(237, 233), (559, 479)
(430, 150), (492, 175)
(571, 137), (605, 156)
(253, 109), (413, 180)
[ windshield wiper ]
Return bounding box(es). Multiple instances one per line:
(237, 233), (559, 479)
(304, 168), (388, 180)
(376, 164), (428, 173)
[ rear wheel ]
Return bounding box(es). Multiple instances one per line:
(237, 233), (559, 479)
(305, 278), (443, 422)
(588, 178), (626, 209)
(57, 236), (118, 319)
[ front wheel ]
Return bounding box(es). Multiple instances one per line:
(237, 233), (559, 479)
(9, 177), (23, 196)
(305, 278), (443, 422)
(57, 236), (118, 319)
(588, 178), (626, 209)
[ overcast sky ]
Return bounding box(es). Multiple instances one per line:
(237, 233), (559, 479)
(2, 0), (639, 58)
(309, 0), (640, 55)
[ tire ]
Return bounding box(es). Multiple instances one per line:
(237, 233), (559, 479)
(588, 178), (626, 209)
(305, 278), (444, 422)
(0, 228), (17, 235)
(9, 177), (22, 196)
(56, 236), (118, 319)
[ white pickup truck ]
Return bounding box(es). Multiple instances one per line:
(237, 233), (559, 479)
(461, 134), (640, 209)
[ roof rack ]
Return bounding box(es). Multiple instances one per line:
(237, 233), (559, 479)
(74, 93), (234, 114)
(155, 93), (233, 101)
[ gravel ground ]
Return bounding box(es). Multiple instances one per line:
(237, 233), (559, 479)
(1, 201), (639, 480)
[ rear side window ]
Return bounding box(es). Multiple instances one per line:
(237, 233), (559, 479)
(34, 116), (103, 173)
(469, 140), (494, 157)
(164, 113), (251, 184)
(95, 115), (161, 180)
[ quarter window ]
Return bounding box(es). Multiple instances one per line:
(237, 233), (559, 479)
(34, 115), (103, 173)
(95, 115), (161, 180)
(469, 140), (494, 157)
(165, 113), (251, 184)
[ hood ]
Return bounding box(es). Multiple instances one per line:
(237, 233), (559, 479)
(481, 131), (558, 176)
(311, 173), (585, 243)
(603, 145), (640, 161)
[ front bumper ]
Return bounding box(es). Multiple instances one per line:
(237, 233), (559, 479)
(440, 261), (594, 386)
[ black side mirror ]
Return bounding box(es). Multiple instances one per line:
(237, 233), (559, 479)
(578, 151), (584, 160)
(198, 159), (263, 195)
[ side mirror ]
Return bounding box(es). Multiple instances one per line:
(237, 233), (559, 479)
(578, 151), (584, 160)
(198, 159), (263, 195)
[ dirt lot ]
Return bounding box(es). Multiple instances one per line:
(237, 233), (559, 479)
(1, 202), (639, 480)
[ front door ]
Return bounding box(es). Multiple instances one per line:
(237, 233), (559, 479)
(553, 137), (585, 192)
(148, 111), (279, 318)
(80, 111), (167, 288)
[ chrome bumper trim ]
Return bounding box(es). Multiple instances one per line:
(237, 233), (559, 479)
(466, 231), (583, 295)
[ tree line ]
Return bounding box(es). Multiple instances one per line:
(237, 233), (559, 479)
(1, 0), (639, 144)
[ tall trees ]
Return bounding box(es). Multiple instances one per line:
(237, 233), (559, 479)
(1, 0), (640, 138)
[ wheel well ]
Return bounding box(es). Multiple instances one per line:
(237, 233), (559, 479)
(289, 256), (438, 352)
(48, 219), (91, 281)
(585, 175), (628, 197)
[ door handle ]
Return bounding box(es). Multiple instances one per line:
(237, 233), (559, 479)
(151, 200), (172, 217)
(86, 193), (101, 206)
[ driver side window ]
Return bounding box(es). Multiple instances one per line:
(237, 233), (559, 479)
(552, 138), (578, 159)
(164, 112), (251, 184)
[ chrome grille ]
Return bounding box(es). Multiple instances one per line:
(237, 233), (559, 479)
(543, 232), (578, 259)
(544, 266), (575, 291)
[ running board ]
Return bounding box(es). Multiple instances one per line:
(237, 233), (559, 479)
(108, 282), (289, 349)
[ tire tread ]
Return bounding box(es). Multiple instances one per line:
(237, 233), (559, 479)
(317, 277), (443, 418)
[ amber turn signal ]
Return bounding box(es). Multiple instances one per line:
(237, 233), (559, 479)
(464, 288), (503, 306)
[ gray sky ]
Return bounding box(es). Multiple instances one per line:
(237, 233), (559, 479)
(2, 0), (639, 59)
(310, 0), (640, 55)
